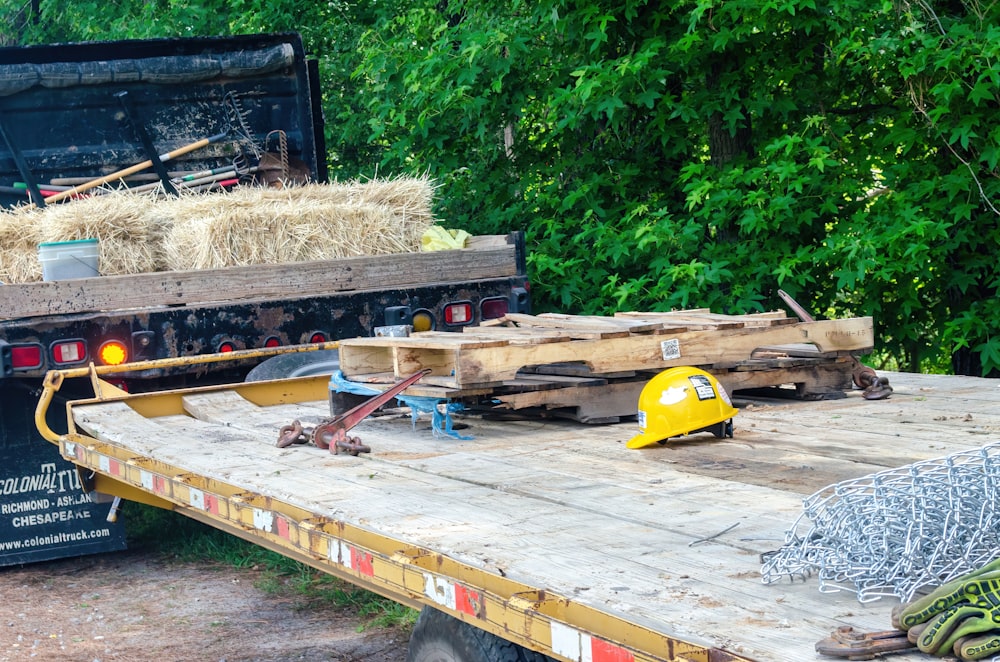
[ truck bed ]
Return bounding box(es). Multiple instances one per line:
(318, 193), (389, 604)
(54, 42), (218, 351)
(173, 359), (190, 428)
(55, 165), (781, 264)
(52, 369), (997, 661)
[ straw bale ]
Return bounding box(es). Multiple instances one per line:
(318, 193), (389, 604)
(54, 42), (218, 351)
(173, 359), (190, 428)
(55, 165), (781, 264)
(163, 190), (328, 270)
(35, 189), (164, 276)
(162, 177), (437, 271)
(0, 176), (438, 279)
(0, 206), (43, 283)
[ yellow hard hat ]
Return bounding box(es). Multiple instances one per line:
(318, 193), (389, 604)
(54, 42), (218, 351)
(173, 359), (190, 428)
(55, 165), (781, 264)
(627, 366), (737, 449)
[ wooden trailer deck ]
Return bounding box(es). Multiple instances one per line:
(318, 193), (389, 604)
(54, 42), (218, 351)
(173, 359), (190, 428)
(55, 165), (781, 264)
(44, 364), (1000, 662)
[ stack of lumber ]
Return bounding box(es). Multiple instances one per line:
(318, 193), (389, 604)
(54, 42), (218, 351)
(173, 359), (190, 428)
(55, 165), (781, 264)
(337, 310), (876, 423)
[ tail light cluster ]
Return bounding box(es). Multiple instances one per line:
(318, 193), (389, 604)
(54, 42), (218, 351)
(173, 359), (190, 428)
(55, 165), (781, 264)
(8, 339), (130, 371)
(4, 289), (529, 374)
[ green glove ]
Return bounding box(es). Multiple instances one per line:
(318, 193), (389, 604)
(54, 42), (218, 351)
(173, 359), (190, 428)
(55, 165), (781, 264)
(911, 576), (1000, 658)
(892, 558), (1000, 630)
(915, 601), (1000, 656)
(955, 631), (1000, 660)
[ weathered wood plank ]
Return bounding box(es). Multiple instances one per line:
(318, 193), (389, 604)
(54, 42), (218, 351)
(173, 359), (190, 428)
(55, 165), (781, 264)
(0, 238), (518, 319)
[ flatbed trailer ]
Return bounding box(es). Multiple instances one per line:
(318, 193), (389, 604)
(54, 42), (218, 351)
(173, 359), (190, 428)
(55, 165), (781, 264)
(33, 354), (998, 661)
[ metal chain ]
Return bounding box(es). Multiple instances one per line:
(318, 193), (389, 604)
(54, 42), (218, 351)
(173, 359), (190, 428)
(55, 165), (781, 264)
(761, 442), (1000, 603)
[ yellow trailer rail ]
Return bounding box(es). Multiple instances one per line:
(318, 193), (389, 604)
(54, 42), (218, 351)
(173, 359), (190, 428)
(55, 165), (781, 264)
(35, 348), (985, 661)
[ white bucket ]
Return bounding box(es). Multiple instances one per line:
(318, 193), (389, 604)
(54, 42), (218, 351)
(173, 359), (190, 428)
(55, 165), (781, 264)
(38, 238), (100, 281)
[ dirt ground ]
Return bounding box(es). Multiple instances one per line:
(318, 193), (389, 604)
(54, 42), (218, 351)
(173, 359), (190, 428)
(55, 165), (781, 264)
(0, 549), (411, 662)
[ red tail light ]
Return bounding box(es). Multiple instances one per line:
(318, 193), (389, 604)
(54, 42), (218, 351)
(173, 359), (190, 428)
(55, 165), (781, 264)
(444, 302), (473, 326)
(11, 344), (43, 370)
(480, 297), (509, 320)
(264, 336), (281, 348)
(309, 332), (327, 343)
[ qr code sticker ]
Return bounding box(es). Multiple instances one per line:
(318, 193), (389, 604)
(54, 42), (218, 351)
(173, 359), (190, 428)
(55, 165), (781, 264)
(660, 339), (681, 360)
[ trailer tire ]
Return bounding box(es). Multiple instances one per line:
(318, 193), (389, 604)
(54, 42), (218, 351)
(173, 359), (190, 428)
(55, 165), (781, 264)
(406, 607), (553, 662)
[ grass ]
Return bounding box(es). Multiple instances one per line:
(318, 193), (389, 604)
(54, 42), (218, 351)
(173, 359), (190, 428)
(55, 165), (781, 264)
(125, 501), (419, 631)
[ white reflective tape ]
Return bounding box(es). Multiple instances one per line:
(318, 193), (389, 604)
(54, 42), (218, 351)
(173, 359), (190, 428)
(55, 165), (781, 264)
(98, 455), (111, 473)
(64, 442), (76, 457)
(140, 470), (154, 491)
(252, 508), (274, 532)
(550, 621), (590, 662)
(423, 573), (456, 610)
(189, 488), (205, 510)
(339, 541), (352, 569)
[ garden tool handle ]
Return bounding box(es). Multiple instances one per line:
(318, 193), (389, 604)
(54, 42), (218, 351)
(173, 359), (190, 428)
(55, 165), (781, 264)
(42, 132), (228, 204)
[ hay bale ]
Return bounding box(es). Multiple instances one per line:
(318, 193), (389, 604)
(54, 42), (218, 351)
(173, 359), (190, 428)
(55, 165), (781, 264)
(0, 206), (43, 283)
(163, 190), (329, 270)
(0, 175), (438, 278)
(162, 177), (437, 271)
(35, 189), (164, 276)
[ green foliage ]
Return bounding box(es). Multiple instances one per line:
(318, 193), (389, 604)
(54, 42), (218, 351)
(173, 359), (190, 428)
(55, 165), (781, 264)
(3, 0), (1000, 374)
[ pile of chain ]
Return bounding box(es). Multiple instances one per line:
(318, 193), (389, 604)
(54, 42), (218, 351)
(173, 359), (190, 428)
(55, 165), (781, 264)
(760, 441), (1000, 603)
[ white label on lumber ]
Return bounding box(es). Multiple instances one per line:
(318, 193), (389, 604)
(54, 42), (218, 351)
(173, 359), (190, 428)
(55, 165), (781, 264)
(660, 339), (681, 360)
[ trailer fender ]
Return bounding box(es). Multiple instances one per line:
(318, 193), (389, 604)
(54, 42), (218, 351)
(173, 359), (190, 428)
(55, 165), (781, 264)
(244, 349), (341, 381)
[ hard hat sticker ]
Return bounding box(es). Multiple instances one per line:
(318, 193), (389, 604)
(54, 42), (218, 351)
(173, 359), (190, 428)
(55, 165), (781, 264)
(688, 374), (718, 401)
(657, 386), (688, 406)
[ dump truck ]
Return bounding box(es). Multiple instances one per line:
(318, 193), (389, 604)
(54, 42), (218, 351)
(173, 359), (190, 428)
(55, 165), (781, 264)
(28, 308), (998, 661)
(0, 33), (529, 565)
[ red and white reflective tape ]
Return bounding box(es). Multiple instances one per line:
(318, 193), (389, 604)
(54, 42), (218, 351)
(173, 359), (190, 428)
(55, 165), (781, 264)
(64, 441), (84, 461)
(188, 488), (221, 515)
(422, 573), (482, 617)
(328, 540), (375, 577)
(550, 622), (634, 662)
(97, 455), (123, 476)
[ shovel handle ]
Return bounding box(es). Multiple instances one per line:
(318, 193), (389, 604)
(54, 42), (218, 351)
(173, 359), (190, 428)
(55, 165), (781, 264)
(42, 132), (228, 205)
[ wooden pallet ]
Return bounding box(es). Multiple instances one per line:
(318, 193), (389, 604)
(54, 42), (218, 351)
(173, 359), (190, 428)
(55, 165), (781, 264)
(335, 310), (874, 423)
(339, 310), (873, 387)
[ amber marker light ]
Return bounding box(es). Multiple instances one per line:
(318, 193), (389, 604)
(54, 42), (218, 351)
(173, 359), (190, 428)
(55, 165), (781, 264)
(412, 309), (435, 332)
(98, 340), (128, 366)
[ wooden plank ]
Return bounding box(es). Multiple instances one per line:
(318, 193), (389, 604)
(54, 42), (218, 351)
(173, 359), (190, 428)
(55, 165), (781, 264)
(459, 328), (581, 343)
(0, 238), (518, 319)
(339, 317), (875, 387)
(474, 361), (853, 422)
(616, 310), (798, 330)
(464, 325), (631, 341)
(534, 312), (668, 333)
(483, 379), (642, 423)
(717, 361), (854, 398)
